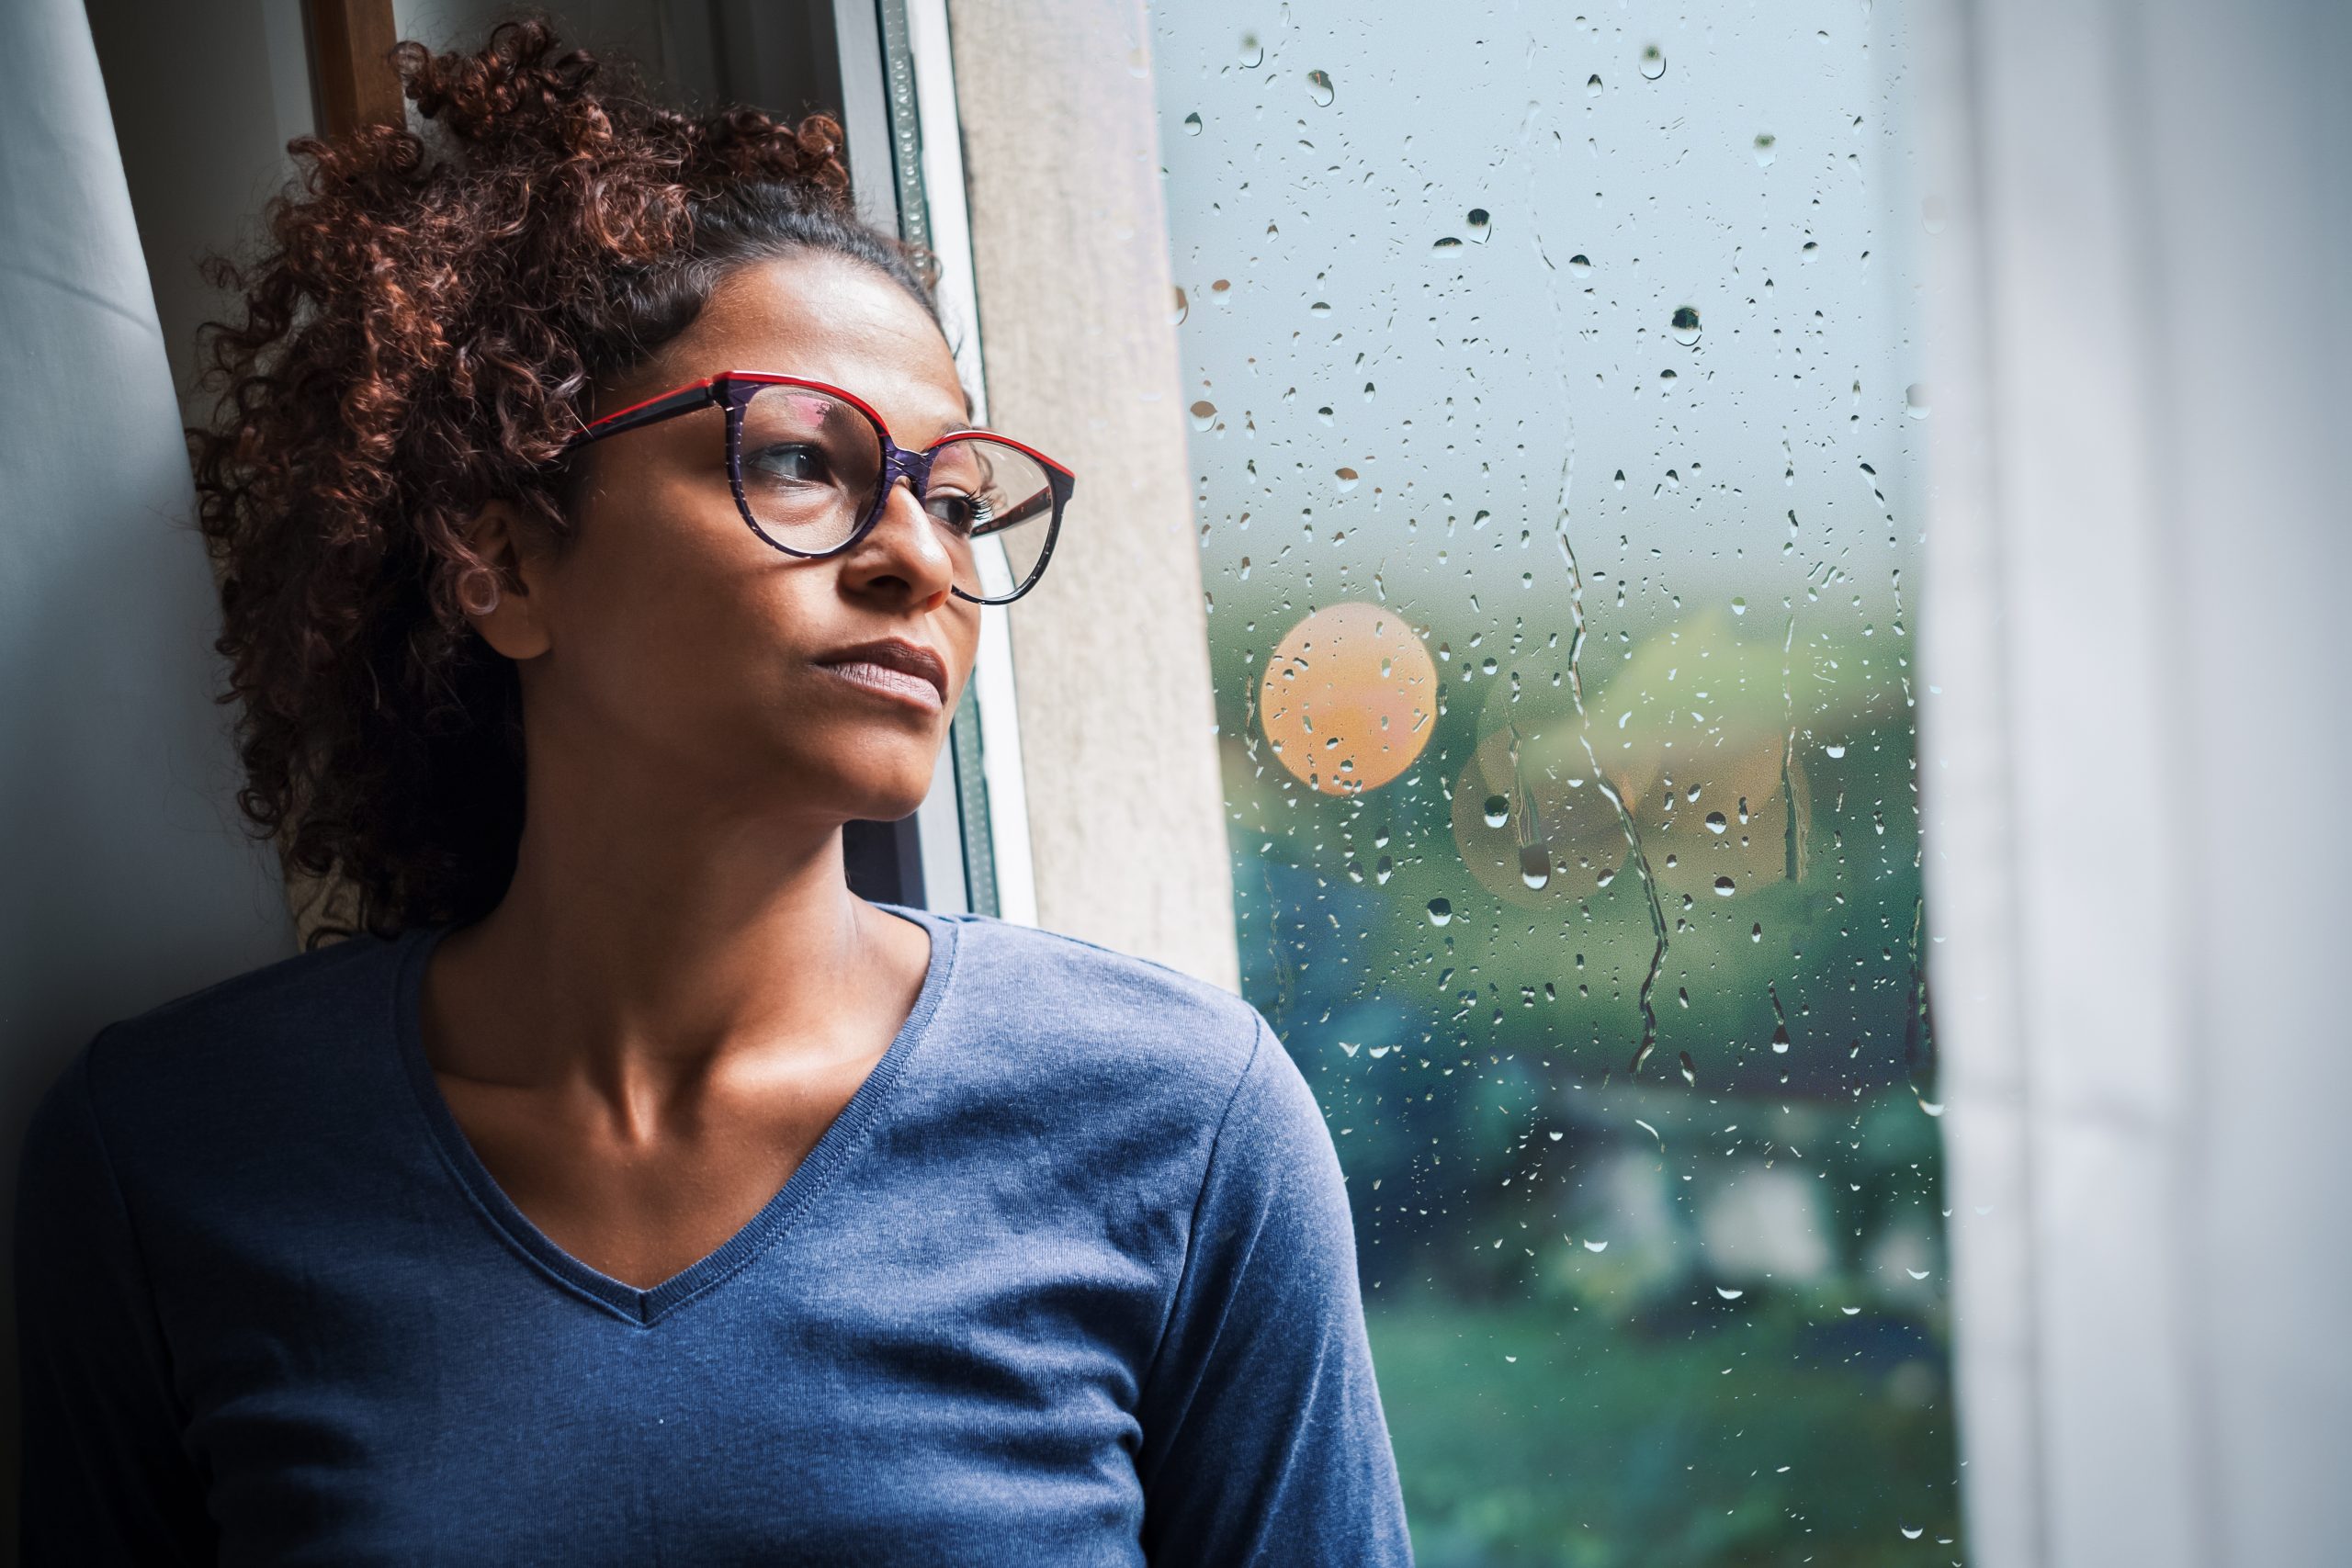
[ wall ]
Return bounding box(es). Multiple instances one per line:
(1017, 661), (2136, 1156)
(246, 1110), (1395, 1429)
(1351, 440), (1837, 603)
(946, 0), (1240, 989)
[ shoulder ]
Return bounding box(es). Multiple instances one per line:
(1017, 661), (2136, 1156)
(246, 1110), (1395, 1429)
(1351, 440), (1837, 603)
(915, 910), (1282, 1129)
(28, 931), (415, 1174)
(935, 911), (1270, 1062)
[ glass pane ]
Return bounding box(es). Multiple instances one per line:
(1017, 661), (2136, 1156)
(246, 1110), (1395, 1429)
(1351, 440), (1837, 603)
(1155, 5), (1954, 1562)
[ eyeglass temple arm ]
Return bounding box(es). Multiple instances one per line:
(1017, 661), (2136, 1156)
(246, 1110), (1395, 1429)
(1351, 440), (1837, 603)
(566, 381), (724, 449)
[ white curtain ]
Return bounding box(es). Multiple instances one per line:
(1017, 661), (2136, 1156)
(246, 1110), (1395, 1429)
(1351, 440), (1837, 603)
(1919, 1), (2352, 1564)
(0, 0), (294, 1535)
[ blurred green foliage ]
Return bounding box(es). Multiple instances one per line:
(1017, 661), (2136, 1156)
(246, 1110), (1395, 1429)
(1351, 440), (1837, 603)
(1210, 606), (1960, 1564)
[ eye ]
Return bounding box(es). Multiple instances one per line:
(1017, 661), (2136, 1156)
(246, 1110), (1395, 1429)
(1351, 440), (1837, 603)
(744, 443), (831, 484)
(922, 488), (991, 536)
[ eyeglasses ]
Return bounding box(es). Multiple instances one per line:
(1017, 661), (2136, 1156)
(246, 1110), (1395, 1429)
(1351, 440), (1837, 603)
(562, 372), (1073, 605)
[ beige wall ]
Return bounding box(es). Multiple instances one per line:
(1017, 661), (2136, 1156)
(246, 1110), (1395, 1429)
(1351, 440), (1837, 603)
(946, 0), (1238, 991)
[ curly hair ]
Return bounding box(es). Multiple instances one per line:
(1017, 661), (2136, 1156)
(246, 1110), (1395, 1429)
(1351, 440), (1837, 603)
(189, 20), (940, 947)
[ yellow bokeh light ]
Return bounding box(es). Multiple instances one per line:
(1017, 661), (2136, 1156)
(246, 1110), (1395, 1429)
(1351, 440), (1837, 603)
(1258, 601), (1437, 795)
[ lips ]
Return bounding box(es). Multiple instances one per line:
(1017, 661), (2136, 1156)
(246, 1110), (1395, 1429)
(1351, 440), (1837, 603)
(814, 637), (949, 706)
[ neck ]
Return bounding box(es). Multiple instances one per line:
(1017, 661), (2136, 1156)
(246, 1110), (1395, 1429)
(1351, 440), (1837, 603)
(424, 747), (914, 1100)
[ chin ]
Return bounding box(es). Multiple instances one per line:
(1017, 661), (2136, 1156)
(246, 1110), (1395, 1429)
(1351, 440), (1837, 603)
(825, 761), (940, 825)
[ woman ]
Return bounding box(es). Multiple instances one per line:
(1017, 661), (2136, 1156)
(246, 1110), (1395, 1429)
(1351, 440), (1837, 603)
(12, 23), (1408, 1564)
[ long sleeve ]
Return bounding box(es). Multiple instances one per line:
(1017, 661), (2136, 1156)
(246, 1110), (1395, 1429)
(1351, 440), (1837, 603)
(1135, 1010), (1412, 1566)
(14, 1036), (214, 1563)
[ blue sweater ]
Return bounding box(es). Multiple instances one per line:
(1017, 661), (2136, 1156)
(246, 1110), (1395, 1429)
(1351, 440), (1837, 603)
(13, 905), (1410, 1564)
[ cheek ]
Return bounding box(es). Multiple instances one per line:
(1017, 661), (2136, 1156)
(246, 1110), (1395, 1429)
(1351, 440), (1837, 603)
(550, 479), (820, 724)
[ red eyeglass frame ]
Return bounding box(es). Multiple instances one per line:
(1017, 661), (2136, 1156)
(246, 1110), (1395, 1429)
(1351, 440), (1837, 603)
(562, 371), (1074, 605)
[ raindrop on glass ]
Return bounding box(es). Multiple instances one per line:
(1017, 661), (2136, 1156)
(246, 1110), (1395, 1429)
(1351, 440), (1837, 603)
(1705, 811), (1728, 834)
(1483, 795), (1510, 829)
(1426, 897), (1453, 927)
(1238, 34), (1263, 68)
(1567, 254), (1592, 279)
(1671, 305), (1702, 346)
(1182, 111), (1203, 136)
(1639, 44), (1667, 80)
(1466, 208), (1491, 243)
(1905, 383), (1931, 419)
(1585, 73), (1602, 96)
(1306, 69), (1335, 107)
(1335, 467), (1360, 491)
(1713, 875), (1736, 897)
(1189, 400), (1217, 431)
(1753, 131), (1777, 167)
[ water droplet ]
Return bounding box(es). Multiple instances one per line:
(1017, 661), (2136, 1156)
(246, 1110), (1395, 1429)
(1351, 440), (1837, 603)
(1334, 467), (1360, 491)
(1466, 208), (1491, 243)
(1905, 383), (1931, 419)
(1704, 811), (1728, 834)
(1731, 595), (1747, 615)
(1182, 111), (1203, 136)
(1679, 1051), (1697, 1086)
(1639, 44), (1667, 80)
(1432, 235), (1464, 251)
(1713, 876), (1736, 897)
(1567, 254), (1592, 279)
(1308, 299), (1331, 317)
(1374, 854), (1393, 885)
(1825, 742), (1847, 759)
(1520, 850), (1550, 891)
(1362, 381), (1376, 401)
(1583, 1238), (1609, 1253)
(1238, 34), (1263, 68)
(1170, 286), (1189, 325)
(1503, 1354), (1518, 1363)
(1670, 305), (1702, 346)
(1482, 794), (1510, 829)
(1716, 1286), (1745, 1300)
(1426, 897), (1453, 927)
(1901, 1527), (1925, 1541)
(1188, 400), (1217, 431)
(1753, 131), (1777, 167)
(1770, 1022), (1792, 1054)
(1585, 73), (1603, 96)
(1750, 921), (1763, 942)
(1306, 69), (1335, 107)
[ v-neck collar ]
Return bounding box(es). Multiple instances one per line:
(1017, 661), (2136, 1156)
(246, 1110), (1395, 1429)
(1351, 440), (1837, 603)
(390, 902), (960, 1327)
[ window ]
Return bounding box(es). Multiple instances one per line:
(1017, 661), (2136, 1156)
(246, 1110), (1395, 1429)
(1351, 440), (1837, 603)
(1156, 4), (1955, 1559)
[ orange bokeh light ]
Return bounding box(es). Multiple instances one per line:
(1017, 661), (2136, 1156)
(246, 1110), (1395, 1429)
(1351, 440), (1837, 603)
(1257, 601), (1438, 795)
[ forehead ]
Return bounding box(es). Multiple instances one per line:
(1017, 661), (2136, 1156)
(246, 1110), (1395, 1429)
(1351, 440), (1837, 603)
(660, 252), (967, 440)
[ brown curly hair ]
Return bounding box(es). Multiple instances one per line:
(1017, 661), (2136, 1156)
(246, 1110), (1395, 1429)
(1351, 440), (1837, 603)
(190, 20), (940, 947)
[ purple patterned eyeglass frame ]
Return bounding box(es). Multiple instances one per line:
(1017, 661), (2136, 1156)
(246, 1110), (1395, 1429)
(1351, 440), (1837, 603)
(561, 371), (1075, 605)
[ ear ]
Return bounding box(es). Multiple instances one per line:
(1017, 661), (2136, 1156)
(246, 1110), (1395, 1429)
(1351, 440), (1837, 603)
(460, 499), (556, 661)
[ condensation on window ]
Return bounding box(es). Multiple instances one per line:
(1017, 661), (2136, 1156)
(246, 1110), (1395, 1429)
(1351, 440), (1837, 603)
(1155, 2), (1955, 1560)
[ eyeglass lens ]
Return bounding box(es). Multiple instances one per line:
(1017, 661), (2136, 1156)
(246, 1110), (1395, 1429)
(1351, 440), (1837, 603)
(737, 384), (1055, 601)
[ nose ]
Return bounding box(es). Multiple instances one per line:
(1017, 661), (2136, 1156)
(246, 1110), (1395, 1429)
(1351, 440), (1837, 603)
(837, 475), (956, 608)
